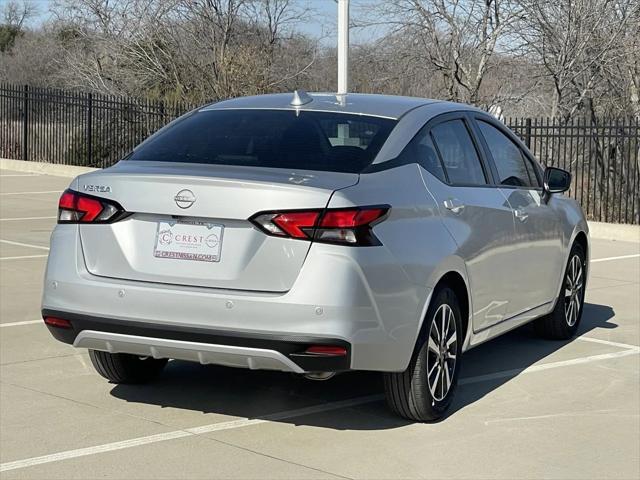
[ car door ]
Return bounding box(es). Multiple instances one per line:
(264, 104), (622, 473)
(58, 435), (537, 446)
(412, 114), (518, 331)
(472, 116), (565, 318)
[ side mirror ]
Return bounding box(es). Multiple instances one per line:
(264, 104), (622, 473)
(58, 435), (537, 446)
(543, 167), (571, 195)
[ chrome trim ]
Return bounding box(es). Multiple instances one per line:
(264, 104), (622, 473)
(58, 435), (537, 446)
(198, 106), (398, 120)
(74, 330), (305, 373)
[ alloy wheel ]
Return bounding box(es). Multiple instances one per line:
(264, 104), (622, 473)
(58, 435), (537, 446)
(564, 255), (584, 327)
(426, 304), (457, 401)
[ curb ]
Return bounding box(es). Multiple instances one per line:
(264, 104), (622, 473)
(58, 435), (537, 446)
(588, 221), (640, 243)
(1, 158), (98, 178)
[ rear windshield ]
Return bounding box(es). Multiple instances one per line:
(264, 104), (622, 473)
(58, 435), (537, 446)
(127, 109), (397, 173)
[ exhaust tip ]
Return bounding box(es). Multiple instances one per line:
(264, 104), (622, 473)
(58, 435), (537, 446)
(303, 372), (336, 381)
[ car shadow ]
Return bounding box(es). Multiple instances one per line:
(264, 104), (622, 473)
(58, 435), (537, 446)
(109, 302), (616, 430)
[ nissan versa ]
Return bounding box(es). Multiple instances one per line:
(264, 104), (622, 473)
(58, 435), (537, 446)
(42, 92), (589, 421)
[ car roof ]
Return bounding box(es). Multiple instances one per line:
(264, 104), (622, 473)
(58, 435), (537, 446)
(200, 92), (476, 120)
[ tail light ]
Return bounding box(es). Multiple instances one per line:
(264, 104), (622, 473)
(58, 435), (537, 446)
(250, 205), (389, 246)
(58, 189), (127, 224)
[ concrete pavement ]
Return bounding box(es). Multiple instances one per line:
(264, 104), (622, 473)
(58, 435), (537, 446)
(1, 168), (638, 479)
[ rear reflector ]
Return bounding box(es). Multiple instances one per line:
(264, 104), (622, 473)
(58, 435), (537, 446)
(58, 189), (126, 224)
(250, 205), (389, 246)
(305, 346), (348, 356)
(43, 316), (72, 329)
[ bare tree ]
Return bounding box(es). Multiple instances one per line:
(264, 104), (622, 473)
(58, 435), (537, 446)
(0, 28), (62, 84)
(2, 0), (38, 28)
(2, 0), (639, 121)
(374, 0), (521, 104)
(611, 1), (640, 118)
(0, 0), (38, 52)
(46, 0), (316, 101)
(516, 0), (639, 119)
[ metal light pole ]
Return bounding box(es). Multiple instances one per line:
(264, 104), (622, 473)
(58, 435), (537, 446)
(337, 0), (349, 95)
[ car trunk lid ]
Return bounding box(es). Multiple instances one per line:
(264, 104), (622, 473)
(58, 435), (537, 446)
(77, 161), (358, 292)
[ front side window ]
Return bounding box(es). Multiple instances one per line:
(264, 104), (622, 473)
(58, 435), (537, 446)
(477, 121), (540, 188)
(128, 110), (397, 174)
(430, 119), (487, 185)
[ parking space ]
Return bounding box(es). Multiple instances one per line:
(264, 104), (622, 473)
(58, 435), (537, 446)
(1, 168), (639, 479)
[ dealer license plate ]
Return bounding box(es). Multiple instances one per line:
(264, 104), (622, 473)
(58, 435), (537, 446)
(154, 221), (223, 262)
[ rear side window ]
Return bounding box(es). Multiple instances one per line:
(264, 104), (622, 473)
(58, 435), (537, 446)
(477, 121), (540, 188)
(127, 110), (397, 174)
(398, 128), (447, 183)
(430, 120), (487, 185)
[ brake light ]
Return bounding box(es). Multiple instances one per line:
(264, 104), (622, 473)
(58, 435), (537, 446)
(272, 211), (320, 239)
(320, 208), (386, 228)
(57, 189), (126, 224)
(250, 205), (389, 246)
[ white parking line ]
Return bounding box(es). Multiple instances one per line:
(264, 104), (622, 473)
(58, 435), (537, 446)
(2, 344), (638, 473)
(0, 216), (56, 221)
(0, 239), (50, 251)
(0, 190), (60, 196)
(577, 335), (639, 350)
(0, 319), (42, 328)
(0, 254), (49, 261)
(459, 348), (639, 386)
(0, 395), (384, 473)
(591, 254), (640, 263)
(0, 174), (41, 177)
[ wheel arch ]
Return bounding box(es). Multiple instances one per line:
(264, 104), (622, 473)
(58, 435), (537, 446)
(573, 230), (589, 261)
(549, 227), (590, 312)
(571, 227), (590, 289)
(435, 272), (470, 345)
(415, 263), (473, 361)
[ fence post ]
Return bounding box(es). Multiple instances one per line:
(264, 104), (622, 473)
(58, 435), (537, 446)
(525, 118), (532, 149)
(87, 93), (93, 166)
(22, 84), (28, 161)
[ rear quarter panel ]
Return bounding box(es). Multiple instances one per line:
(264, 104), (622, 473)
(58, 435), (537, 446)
(550, 194), (590, 299)
(327, 164), (464, 369)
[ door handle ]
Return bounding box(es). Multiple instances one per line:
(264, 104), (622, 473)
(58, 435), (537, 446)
(514, 208), (529, 222)
(443, 198), (465, 214)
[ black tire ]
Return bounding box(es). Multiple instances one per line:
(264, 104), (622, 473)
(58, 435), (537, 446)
(88, 350), (168, 384)
(535, 242), (586, 340)
(383, 287), (463, 422)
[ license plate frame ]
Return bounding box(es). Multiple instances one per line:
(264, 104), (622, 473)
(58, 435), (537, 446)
(153, 220), (224, 263)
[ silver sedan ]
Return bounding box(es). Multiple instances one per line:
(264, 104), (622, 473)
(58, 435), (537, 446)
(42, 92), (589, 421)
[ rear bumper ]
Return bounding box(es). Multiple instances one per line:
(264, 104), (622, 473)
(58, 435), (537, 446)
(42, 224), (430, 372)
(43, 309), (350, 372)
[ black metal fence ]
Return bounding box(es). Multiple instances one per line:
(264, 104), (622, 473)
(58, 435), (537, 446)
(0, 83), (195, 168)
(509, 117), (639, 225)
(1, 83), (639, 224)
